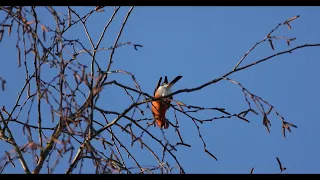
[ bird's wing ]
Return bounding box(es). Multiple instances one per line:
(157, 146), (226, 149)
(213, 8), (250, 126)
(154, 77), (162, 95)
(168, 75), (182, 88)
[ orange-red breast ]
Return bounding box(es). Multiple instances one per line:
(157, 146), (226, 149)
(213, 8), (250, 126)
(151, 75), (182, 129)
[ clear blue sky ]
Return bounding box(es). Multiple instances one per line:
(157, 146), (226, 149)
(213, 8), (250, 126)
(0, 6), (320, 174)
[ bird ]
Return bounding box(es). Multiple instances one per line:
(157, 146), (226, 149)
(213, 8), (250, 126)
(151, 75), (182, 129)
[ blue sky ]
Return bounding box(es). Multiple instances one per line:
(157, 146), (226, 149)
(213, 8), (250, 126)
(0, 6), (320, 174)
